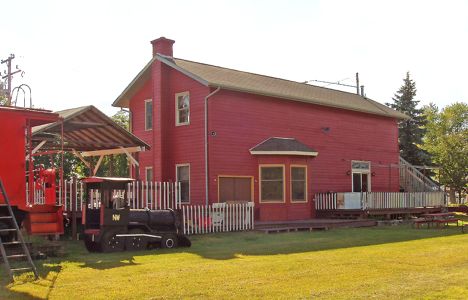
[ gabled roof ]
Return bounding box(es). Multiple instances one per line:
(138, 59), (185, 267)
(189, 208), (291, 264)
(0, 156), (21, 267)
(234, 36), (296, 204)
(32, 105), (150, 151)
(249, 137), (318, 157)
(113, 54), (408, 120)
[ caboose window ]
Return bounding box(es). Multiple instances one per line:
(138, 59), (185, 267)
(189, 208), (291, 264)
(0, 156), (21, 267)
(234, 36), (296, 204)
(175, 92), (190, 126)
(176, 164), (190, 203)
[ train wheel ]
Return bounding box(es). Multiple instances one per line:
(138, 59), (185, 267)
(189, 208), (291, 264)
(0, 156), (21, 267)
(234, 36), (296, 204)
(161, 234), (178, 249)
(125, 229), (148, 251)
(100, 230), (125, 253)
(84, 235), (100, 252)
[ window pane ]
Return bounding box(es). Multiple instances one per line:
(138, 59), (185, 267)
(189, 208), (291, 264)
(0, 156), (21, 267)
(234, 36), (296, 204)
(292, 181), (305, 201)
(178, 95), (189, 109)
(353, 173), (362, 192)
(352, 161), (369, 171)
(180, 181), (189, 203)
(145, 101), (152, 129)
(291, 167), (305, 180)
(261, 181), (283, 201)
(178, 109), (189, 124)
(362, 173), (368, 192)
(146, 168), (153, 181)
(177, 165), (190, 203)
(261, 167), (283, 180)
(177, 166), (189, 181)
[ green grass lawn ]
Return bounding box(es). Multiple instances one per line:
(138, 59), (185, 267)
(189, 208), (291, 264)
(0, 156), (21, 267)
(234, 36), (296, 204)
(1, 224), (468, 299)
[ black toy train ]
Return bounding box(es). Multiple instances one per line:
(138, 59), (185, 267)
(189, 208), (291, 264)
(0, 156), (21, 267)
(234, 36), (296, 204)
(81, 177), (190, 253)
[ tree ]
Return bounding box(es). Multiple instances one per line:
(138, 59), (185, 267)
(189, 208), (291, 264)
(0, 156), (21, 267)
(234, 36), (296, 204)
(387, 72), (431, 166)
(0, 80), (7, 105)
(95, 110), (130, 177)
(423, 102), (468, 203)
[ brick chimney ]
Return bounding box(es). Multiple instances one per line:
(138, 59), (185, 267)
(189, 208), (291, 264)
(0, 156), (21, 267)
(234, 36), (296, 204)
(151, 37), (175, 57)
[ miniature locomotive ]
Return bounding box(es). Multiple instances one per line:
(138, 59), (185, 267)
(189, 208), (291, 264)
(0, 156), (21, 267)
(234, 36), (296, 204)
(81, 177), (190, 252)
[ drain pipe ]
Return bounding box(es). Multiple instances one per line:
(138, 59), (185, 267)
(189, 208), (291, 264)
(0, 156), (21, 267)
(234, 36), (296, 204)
(204, 86), (221, 206)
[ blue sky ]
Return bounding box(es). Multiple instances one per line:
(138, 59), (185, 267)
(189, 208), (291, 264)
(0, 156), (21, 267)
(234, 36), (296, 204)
(1, 0), (467, 115)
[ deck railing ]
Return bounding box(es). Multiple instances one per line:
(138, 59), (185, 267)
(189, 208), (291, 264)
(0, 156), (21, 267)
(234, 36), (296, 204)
(399, 157), (440, 192)
(315, 191), (446, 210)
(181, 202), (255, 235)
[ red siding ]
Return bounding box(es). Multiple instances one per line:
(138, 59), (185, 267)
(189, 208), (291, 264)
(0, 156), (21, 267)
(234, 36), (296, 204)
(208, 90), (400, 221)
(129, 63), (400, 222)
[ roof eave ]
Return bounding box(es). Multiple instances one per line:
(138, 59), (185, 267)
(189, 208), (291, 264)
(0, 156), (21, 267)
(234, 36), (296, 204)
(250, 150), (319, 157)
(112, 57), (156, 108)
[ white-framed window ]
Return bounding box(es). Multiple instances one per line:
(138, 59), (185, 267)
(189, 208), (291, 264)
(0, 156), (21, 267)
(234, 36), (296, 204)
(176, 164), (190, 203)
(351, 160), (371, 192)
(291, 165), (307, 202)
(259, 165), (285, 203)
(175, 92), (190, 126)
(144, 99), (153, 131)
(145, 166), (153, 182)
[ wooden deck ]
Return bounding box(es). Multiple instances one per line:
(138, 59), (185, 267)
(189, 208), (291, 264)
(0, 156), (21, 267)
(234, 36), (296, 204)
(255, 219), (377, 234)
(316, 207), (443, 219)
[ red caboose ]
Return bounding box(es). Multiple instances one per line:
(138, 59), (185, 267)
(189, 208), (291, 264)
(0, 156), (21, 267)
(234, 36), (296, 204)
(0, 106), (64, 236)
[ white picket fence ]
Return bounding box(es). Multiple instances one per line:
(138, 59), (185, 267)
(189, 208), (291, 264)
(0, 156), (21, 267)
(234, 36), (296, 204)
(27, 179), (255, 235)
(27, 179), (181, 211)
(181, 202), (255, 235)
(315, 191), (447, 210)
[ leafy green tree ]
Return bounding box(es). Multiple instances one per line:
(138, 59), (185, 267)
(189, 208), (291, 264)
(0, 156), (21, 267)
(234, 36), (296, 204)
(0, 81), (7, 105)
(387, 72), (431, 166)
(423, 102), (468, 203)
(95, 110), (130, 178)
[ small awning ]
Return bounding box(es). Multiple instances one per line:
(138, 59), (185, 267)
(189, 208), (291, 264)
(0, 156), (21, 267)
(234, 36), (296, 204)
(249, 137), (318, 157)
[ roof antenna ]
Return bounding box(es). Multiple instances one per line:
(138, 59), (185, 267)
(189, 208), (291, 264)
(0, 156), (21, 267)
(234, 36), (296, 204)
(304, 72), (363, 96)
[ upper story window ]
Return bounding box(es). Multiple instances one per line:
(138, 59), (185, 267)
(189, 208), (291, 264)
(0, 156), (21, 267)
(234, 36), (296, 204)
(175, 92), (190, 126)
(145, 99), (153, 131)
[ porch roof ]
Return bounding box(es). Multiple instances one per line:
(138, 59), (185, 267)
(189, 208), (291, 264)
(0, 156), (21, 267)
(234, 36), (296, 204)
(249, 137), (318, 156)
(31, 105), (149, 151)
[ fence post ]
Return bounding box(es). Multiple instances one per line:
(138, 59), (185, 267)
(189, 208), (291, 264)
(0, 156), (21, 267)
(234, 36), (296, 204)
(71, 177), (77, 240)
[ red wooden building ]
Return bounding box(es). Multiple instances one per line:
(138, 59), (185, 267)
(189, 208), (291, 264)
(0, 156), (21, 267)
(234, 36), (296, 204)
(112, 37), (408, 222)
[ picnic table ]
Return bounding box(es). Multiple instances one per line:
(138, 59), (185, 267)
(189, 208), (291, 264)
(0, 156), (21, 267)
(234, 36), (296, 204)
(421, 213), (460, 228)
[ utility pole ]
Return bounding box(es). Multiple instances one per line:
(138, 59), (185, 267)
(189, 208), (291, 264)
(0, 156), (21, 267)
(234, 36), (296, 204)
(1, 54), (22, 106)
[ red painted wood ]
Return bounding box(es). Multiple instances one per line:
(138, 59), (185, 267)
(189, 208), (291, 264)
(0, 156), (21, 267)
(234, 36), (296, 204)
(128, 46), (401, 222)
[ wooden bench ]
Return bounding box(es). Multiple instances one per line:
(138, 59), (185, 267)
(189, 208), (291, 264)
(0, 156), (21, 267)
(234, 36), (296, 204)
(433, 218), (460, 228)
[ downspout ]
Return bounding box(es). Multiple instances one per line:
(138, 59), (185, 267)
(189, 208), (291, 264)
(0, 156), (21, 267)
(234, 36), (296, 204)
(204, 86), (221, 206)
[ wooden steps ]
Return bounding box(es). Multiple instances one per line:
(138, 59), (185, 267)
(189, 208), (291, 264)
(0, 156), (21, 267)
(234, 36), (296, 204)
(23, 205), (64, 236)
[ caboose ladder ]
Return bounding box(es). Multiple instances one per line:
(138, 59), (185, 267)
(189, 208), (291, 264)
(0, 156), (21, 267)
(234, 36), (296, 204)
(0, 179), (38, 281)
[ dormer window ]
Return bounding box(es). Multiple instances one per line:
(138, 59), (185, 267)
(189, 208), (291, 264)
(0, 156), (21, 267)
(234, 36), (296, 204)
(175, 92), (190, 126)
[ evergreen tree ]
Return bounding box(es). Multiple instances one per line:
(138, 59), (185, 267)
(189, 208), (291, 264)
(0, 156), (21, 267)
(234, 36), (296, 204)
(386, 72), (431, 166)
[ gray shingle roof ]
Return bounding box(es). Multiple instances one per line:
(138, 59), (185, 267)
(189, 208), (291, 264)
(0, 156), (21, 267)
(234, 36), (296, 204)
(113, 54), (408, 120)
(250, 137), (318, 156)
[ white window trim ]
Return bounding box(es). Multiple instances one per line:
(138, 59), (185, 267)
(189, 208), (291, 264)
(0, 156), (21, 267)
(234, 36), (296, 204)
(175, 91), (190, 126)
(145, 166), (153, 182)
(144, 99), (153, 131)
(176, 163), (190, 203)
(351, 160), (371, 192)
(290, 165), (308, 203)
(259, 164), (286, 203)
